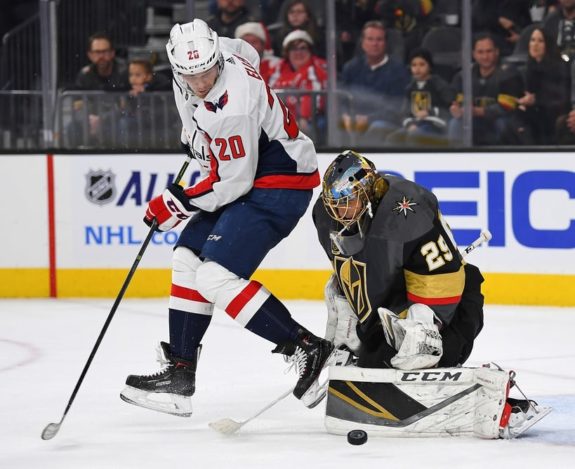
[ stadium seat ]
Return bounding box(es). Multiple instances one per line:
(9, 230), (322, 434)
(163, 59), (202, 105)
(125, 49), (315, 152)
(421, 26), (462, 81)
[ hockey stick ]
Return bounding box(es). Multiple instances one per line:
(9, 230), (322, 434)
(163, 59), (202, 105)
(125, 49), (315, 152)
(208, 386), (295, 435)
(41, 156), (192, 441)
(208, 231), (492, 436)
(208, 350), (353, 435)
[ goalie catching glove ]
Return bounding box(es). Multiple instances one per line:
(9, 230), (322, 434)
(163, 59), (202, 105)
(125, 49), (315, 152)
(378, 303), (443, 370)
(145, 184), (199, 231)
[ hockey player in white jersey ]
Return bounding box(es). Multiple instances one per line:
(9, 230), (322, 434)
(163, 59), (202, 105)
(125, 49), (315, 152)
(120, 19), (333, 416)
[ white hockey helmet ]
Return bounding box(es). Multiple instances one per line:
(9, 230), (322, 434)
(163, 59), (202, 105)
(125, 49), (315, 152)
(166, 19), (222, 92)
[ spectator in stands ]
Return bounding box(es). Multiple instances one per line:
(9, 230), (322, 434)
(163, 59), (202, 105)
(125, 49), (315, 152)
(268, 30), (328, 142)
(387, 48), (455, 146)
(448, 33), (528, 145)
(472, 0), (532, 57)
(67, 32), (129, 148)
(74, 32), (129, 91)
(543, 0), (575, 60)
(335, 0), (380, 68)
(375, 0), (436, 60)
(340, 20), (410, 145)
(272, 0), (325, 58)
(556, 107), (575, 143)
(118, 59), (172, 148)
(235, 22), (280, 84)
(207, 0), (255, 39)
(517, 27), (570, 144)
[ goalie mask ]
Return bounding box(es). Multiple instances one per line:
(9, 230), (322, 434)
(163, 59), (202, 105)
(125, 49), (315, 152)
(322, 150), (385, 255)
(166, 19), (224, 95)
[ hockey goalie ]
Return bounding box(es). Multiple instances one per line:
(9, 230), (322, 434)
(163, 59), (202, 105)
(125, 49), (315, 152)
(309, 151), (551, 439)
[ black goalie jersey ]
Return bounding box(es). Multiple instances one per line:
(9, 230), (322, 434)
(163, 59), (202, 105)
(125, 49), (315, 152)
(313, 174), (466, 338)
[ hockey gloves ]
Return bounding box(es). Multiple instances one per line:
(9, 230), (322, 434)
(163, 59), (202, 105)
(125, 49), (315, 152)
(144, 184), (198, 231)
(378, 304), (443, 370)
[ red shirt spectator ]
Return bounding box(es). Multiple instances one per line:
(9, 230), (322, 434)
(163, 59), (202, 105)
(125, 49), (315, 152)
(268, 30), (327, 127)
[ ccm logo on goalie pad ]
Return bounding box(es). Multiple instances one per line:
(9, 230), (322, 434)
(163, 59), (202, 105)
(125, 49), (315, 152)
(167, 199), (190, 220)
(401, 371), (463, 382)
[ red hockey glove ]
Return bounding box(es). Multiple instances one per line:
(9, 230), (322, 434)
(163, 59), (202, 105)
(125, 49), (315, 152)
(144, 184), (198, 231)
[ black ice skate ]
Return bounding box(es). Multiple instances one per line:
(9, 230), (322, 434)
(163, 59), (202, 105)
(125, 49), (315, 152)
(120, 342), (200, 417)
(291, 330), (334, 404)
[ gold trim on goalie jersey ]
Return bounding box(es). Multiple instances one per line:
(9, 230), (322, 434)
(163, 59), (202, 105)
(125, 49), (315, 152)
(404, 265), (465, 305)
(333, 256), (372, 323)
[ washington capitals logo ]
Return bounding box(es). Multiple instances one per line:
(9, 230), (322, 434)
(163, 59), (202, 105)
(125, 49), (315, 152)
(393, 196), (417, 218)
(204, 90), (228, 113)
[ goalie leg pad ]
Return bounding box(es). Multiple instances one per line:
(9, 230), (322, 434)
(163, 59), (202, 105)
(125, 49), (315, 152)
(324, 274), (361, 354)
(324, 365), (544, 439)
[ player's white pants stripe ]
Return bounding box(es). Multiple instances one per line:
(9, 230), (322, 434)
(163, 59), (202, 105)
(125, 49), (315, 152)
(169, 284), (214, 315)
(170, 247), (215, 316)
(224, 280), (271, 327)
(195, 261), (271, 326)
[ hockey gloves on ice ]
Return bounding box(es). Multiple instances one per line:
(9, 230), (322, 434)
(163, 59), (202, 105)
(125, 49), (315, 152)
(145, 184), (198, 231)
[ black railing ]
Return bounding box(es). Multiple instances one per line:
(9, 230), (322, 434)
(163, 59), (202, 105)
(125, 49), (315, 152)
(0, 91), (44, 148)
(57, 90), (180, 149)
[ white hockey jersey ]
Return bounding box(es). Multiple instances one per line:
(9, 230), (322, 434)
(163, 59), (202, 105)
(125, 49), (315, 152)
(173, 38), (320, 212)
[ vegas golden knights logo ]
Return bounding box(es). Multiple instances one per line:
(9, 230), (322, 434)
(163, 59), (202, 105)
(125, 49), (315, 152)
(333, 256), (372, 323)
(411, 90), (431, 115)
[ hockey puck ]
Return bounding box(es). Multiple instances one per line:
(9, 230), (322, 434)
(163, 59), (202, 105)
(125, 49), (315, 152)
(347, 429), (368, 445)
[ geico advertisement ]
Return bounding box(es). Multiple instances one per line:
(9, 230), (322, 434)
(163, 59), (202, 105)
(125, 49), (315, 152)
(53, 153), (575, 273)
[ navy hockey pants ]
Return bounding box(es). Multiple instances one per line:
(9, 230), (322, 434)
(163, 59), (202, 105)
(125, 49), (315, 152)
(176, 188), (312, 279)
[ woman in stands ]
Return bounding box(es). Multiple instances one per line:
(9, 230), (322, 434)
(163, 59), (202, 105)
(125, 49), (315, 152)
(518, 26), (570, 144)
(272, 0), (324, 57)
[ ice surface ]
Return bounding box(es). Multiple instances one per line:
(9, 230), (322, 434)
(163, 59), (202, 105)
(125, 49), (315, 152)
(1, 299), (574, 468)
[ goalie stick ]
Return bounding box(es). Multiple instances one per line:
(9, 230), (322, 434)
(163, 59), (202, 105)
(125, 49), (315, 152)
(41, 156), (192, 441)
(208, 230), (492, 435)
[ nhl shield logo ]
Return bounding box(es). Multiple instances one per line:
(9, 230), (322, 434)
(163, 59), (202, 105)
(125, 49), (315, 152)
(85, 170), (116, 205)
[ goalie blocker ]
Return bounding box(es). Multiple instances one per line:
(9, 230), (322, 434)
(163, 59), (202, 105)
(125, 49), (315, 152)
(325, 364), (551, 439)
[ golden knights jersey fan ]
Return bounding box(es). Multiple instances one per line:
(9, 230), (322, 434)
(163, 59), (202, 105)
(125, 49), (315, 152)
(120, 19), (333, 416)
(313, 151), (551, 439)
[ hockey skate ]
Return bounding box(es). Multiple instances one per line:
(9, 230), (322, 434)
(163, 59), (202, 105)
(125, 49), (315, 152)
(120, 342), (200, 417)
(302, 345), (356, 408)
(481, 364), (552, 439)
(291, 330), (335, 405)
(500, 397), (552, 439)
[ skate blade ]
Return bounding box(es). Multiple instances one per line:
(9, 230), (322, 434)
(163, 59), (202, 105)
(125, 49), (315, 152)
(301, 348), (352, 408)
(120, 385), (192, 417)
(502, 406), (552, 439)
(301, 378), (329, 408)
